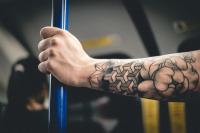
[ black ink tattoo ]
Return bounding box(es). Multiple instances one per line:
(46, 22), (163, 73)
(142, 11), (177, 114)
(88, 53), (199, 100)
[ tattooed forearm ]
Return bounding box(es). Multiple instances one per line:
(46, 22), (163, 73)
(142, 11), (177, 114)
(88, 52), (200, 100)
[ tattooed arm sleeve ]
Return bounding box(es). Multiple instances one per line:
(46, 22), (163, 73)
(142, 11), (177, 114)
(88, 51), (200, 101)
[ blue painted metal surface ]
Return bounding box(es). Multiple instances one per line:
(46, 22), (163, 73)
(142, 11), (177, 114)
(49, 0), (69, 133)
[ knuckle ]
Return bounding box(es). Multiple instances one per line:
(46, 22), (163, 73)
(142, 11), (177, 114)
(48, 48), (56, 57)
(51, 37), (59, 46)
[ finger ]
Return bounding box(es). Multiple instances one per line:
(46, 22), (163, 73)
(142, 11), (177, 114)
(39, 48), (57, 62)
(38, 38), (51, 52)
(38, 61), (49, 74)
(38, 50), (49, 62)
(40, 26), (64, 39)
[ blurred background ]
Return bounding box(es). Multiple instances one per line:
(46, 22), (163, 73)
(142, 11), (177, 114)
(0, 0), (200, 133)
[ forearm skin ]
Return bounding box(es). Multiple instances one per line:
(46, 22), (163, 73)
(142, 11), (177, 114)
(87, 50), (200, 101)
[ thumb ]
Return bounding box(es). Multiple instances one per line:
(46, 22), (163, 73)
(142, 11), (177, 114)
(40, 26), (63, 39)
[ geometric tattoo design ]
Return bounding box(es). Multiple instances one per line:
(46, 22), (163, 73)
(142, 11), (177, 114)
(88, 53), (199, 100)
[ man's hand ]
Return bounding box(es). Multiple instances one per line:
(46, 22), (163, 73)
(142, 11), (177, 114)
(38, 27), (95, 87)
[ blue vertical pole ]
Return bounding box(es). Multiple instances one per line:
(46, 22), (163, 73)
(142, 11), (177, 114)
(49, 0), (68, 133)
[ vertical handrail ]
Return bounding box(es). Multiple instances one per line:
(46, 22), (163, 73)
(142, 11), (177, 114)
(49, 0), (69, 133)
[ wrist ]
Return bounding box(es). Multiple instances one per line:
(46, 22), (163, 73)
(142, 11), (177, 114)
(78, 58), (109, 89)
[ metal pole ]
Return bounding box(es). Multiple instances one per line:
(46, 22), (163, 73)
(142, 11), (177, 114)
(49, 0), (69, 133)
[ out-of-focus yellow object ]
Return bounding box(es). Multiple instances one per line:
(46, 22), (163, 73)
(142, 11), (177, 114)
(142, 98), (159, 133)
(81, 35), (117, 49)
(168, 102), (186, 133)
